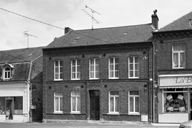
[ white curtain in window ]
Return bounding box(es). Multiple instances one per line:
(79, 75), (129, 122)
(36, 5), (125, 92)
(173, 53), (178, 67)
(180, 53), (185, 67)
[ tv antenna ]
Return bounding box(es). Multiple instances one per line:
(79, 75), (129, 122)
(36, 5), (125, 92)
(83, 5), (100, 29)
(23, 31), (37, 48)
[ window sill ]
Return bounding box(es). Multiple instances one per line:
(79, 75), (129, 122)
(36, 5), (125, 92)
(172, 67), (185, 69)
(128, 113), (140, 115)
(107, 112), (119, 115)
(70, 112), (81, 114)
(89, 78), (99, 80)
(71, 79), (80, 80)
(128, 77), (139, 79)
(53, 112), (63, 114)
(54, 79), (63, 81)
(108, 78), (119, 79)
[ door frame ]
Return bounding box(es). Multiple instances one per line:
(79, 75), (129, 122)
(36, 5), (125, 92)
(89, 90), (100, 120)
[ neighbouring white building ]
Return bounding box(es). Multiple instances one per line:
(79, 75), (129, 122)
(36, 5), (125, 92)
(0, 47), (43, 122)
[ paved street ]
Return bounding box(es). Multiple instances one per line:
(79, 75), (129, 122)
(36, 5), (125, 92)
(0, 122), (179, 128)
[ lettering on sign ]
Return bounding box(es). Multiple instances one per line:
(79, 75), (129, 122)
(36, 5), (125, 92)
(173, 76), (192, 84)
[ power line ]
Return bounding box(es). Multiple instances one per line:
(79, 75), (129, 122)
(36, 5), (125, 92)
(0, 7), (64, 30)
(0, 7), (114, 46)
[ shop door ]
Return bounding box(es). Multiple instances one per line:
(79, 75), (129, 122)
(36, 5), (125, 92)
(6, 98), (13, 120)
(90, 90), (100, 120)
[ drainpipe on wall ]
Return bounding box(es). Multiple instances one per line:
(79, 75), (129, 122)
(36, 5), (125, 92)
(152, 38), (157, 123)
(27, 61), (33, 122)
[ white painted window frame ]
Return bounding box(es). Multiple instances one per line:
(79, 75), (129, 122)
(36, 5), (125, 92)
(89, 58), (99, 79)
(128, 56), (139, 79)
(128, 91), (140, 115)
(54, 92), (63, 113)
(71, 60), (80, 80)
(108, 57), (119, 79)
(54, 60), (63, 81)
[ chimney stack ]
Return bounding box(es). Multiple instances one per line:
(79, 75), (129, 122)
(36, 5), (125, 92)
(151, 10), (159, 30)
(65, 27), (72, 34)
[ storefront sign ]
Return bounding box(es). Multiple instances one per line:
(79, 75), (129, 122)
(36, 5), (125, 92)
(159, 75), (192, 87)
(174, 76), (192, 84)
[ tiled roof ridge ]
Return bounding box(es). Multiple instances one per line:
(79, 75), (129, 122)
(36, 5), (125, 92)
(0, 46), (44, 52)
(73, 23), (152, 32)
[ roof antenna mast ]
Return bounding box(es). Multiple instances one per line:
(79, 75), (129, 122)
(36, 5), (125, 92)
(23, 31), (37, 48)
(83, 5), (100, 29)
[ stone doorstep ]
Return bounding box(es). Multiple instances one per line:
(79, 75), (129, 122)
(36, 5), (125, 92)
(43, 119), (149, 126)
(151, 123), (180, 127)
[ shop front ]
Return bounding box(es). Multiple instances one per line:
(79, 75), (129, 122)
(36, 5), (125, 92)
(0, 82), (30, 122)
(158, 74), (192, 123)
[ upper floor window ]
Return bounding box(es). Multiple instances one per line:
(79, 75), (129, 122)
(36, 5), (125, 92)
(89, 58), (99, 79)
(71, 59), (80, 80)
(54, 92), (63, 113)
(128, 91), (140, 114)
(128, 56), (139, 78)
(172, 45), (185, 69)
(109, 91), (119, 114)
(4, 67), (11, 80)
(54, 60), (63, 81)
(109, 58), (119, 79)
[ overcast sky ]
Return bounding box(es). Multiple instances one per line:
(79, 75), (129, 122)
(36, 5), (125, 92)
(0, 0), (192, 50)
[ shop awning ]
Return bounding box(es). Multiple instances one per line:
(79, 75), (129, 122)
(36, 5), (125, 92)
(159, 85), (192, 88)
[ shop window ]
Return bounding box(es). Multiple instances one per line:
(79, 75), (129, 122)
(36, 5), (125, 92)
(172, 45), (185, 69)
(109, 91), (119, 114)
(71, 90), (81, 113)
(0, 97), (5, 114)
(0, 97), (23, 115)
(14, 97), (23, 115)
(164, 92), (187, 113)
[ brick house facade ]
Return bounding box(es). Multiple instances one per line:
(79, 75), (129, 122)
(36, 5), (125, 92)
(43, 11), (158, 122)
(153, 11), (192, 123)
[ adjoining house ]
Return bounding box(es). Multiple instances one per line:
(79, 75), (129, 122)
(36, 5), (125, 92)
(153, 11), (192, 123)
(0, 47), (43, 122)
(42, 11), (158, 123)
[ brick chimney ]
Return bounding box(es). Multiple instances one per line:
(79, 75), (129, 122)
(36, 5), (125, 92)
(151, 10), (159, 30)
(65, 27), (72, 34)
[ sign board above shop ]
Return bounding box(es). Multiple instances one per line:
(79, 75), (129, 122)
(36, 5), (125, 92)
(159, 74), (192, 88)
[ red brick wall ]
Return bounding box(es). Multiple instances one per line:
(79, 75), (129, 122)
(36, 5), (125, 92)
(43, 44), (153, 121)
(153, 32), (192, 123)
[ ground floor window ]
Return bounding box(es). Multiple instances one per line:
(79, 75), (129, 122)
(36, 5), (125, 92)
(54, 92), (63, 113)
(164, 89), (187, 113)
(109, 91), (119, 114)
(71, 90), (81, 113)
(0, 97), (23, 116)
(128, 91), (140, 114)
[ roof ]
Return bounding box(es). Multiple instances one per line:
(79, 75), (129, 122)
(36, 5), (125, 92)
(0, 47), (43, 63)
(159, 11), (192, 32)
(46, 24), (154, 49)
(0, 47), (43, 81)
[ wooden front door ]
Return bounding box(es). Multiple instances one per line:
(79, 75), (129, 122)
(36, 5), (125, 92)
(90, 90), (100, 120)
